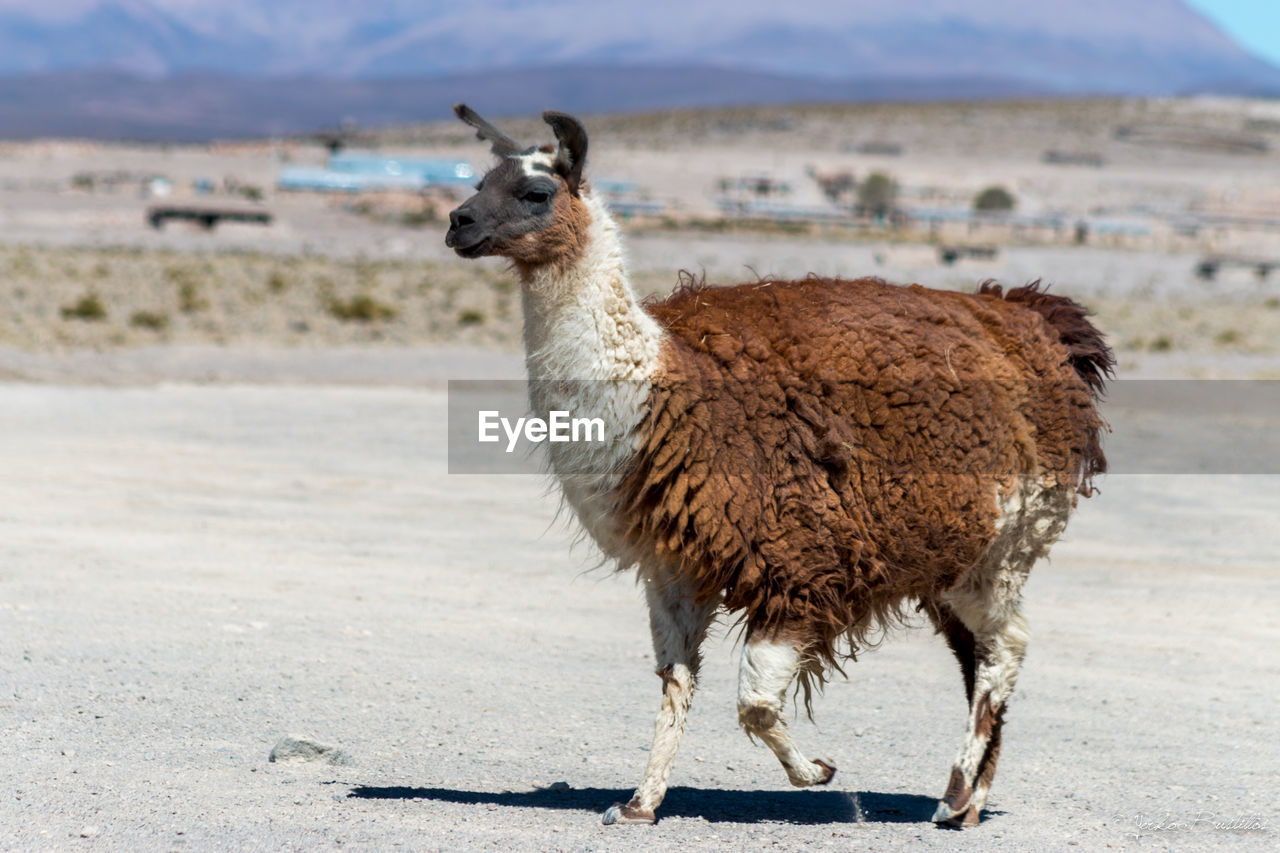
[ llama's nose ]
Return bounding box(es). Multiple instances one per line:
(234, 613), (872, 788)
(449, 208), (475, 230)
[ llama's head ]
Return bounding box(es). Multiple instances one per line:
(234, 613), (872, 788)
(446, 104), (591, 271)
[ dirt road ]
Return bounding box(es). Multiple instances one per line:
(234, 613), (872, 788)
(2, 380), (1276, 851)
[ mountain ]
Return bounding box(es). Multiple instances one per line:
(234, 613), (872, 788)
(3, 0), (1279, 90)
(0, 67), (1057, 141)
(0, 0), (1278, 139)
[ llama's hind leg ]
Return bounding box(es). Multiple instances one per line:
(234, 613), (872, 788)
(931, 593), (1029, 828)
(736, 633), (837, 787)
(601, 576), (719, 826)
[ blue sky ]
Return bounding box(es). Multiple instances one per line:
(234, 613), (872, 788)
(1185, 0), (1280, 66)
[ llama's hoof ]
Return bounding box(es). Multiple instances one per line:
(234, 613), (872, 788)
(786, 757), (837, 788)
(931, 800), (980, 828)
(601, 803), (655, 825)
(812, 758), (837, 785)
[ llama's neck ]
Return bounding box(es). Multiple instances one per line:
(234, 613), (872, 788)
(519, 192), (664, 383)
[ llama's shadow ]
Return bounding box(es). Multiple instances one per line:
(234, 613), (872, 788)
(348, 784), (946, 825)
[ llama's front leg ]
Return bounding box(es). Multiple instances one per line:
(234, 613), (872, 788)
(736, 633), (837, 788)
(932, 599), (1029, 827)
(601, 577), (718, 825)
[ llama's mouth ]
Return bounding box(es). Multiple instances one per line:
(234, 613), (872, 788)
(450, 236), (492, 259)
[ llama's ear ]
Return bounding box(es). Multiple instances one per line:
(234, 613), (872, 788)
(543, 111), (587, 196)
(453, 103), (523, 158)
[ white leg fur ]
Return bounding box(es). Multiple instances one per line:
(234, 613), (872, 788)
(933, 603), (1029, 824)
(967, 610), (1029, 814)
(737, 638), (836, 787)
(602, 574), (719, 824)
(934, 478), (1071, 826)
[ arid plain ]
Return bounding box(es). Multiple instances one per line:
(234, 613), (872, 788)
(2, 98), (1278, 850)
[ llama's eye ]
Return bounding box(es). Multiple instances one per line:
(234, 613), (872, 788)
(521, 189), (551, 204)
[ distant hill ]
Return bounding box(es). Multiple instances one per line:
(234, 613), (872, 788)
(1, 0), (1278, 140)
(0, 67), (1061, 141)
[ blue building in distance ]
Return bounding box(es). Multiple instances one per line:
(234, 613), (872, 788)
(279, 152), (475, 193)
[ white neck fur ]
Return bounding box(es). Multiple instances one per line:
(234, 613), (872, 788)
(518, 191), (665, 537)
(520, 191), (664, 384)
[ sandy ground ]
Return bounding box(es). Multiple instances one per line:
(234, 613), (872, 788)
(1, 376), (1277, 852)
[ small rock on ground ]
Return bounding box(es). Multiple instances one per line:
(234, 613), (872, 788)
(268, 735), (353, 766)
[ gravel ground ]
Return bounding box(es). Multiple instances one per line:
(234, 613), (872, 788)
(2, 380), (1277, 851)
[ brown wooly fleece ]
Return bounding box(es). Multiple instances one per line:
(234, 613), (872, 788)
(617, 275), (1111, 684)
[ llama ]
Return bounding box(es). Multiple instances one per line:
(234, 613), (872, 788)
(444, 105), (1113, 828)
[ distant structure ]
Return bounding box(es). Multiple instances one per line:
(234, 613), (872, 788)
(713, 172), (848, 221)
(1113, 124), (1269, 155)
(842, 141), (903, 156)
(937, 244), (999, 265)
(147, 206), (272, 230)
(1195, 254), (1279, 281)
(594, 179), (667, 218)
(807, 168), (856, 204)
(1042, 150), (1106, 167)
(278, 152), (476, 193)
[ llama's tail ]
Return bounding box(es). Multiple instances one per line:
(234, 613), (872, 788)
(978, 279), (1115, 492)
(977, 279), (1115, 398)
